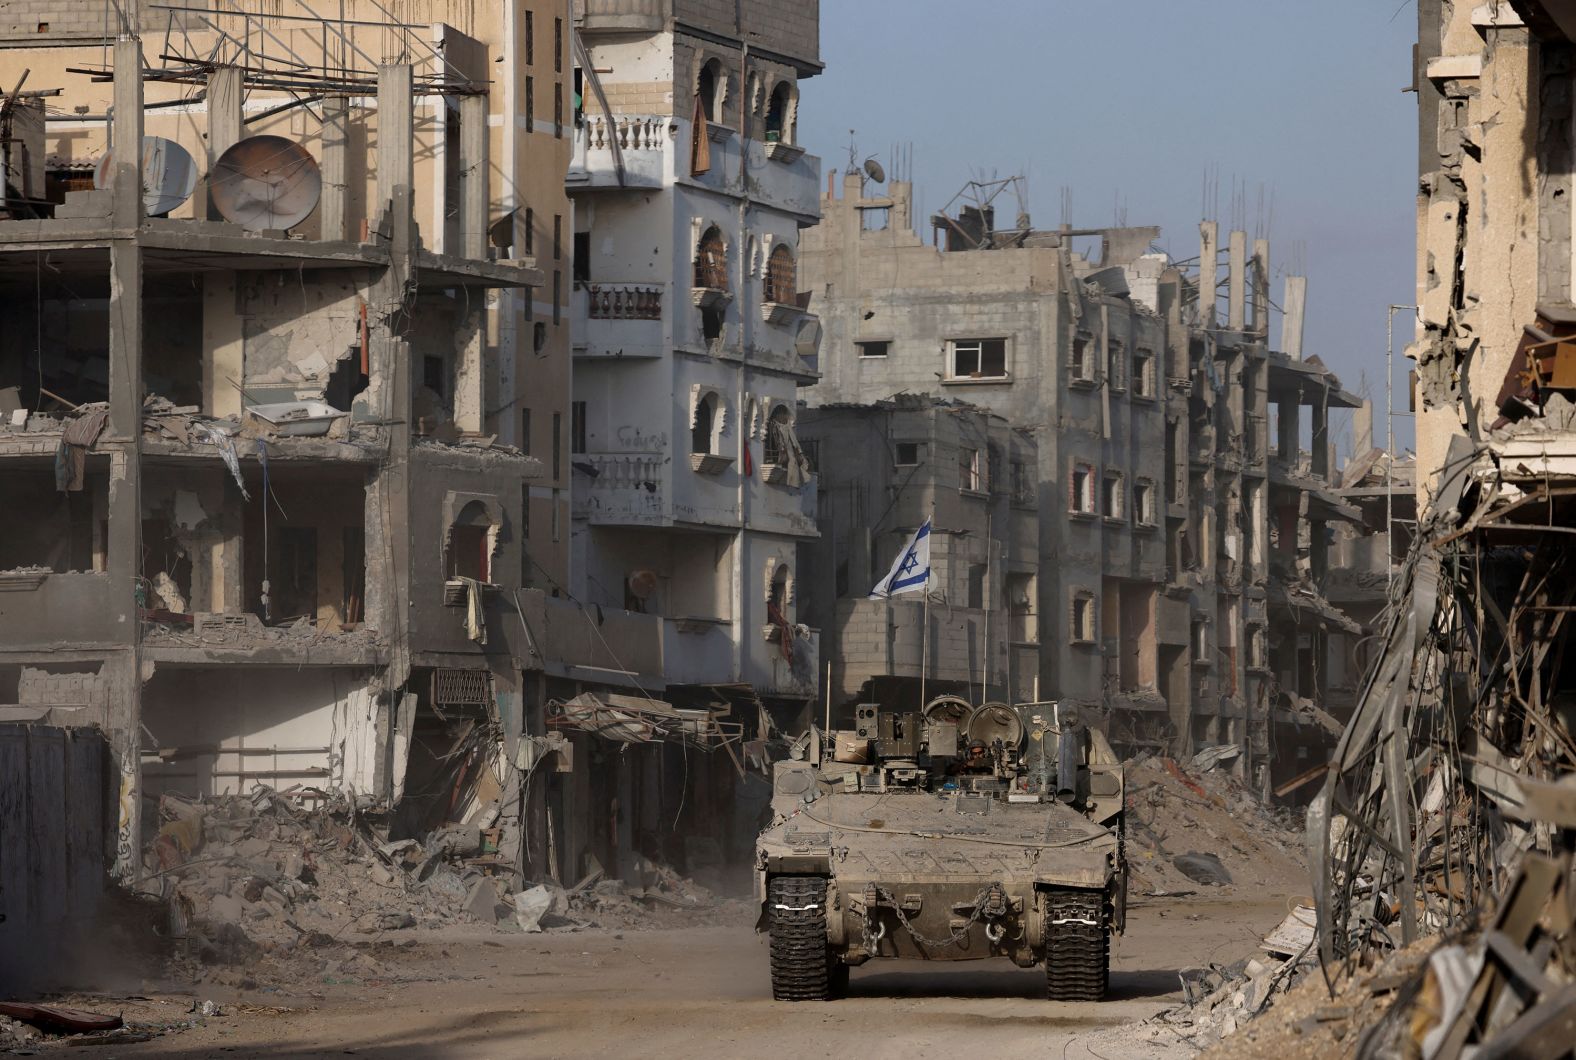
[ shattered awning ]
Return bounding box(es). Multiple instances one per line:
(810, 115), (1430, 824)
(548, 692), (741, 750)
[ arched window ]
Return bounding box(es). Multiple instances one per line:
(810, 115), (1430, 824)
(769, 563), (790, 614)
(764, 244), (796, 305)
(697, 59), (724, 123)
(765, 81), (793, 143)
(762, 404), (791, 465)
(691, 392), (718, 455)
(447, 500), (495, 582)
(695, 225), (728, 290)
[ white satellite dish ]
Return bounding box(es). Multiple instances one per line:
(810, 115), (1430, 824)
(93, 135), (199, 216)
(210, 134), (322, 232)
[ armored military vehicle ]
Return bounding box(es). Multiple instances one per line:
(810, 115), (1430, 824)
(755, 697), (1126, 1001)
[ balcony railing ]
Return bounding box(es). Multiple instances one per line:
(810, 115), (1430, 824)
(586, 283), (662, 320)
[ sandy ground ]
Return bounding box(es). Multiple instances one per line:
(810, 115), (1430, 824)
(40, 887), (1303, 1060)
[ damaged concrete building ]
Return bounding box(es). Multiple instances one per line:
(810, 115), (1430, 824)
(566, 0), (824, 733)
(799, 174), (1363, 793)
(0, 3), (675, 890)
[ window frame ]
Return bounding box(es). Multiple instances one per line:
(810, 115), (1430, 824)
(959, 446), (982, 493)
(946, 337), (1009, 381)
(857, 339), (891, 359)
(894, 441), (921, 467)
(1101, 470), (1124, 521)
(1070, 463), (1096, 515)
(1070, 331), (1095, 384)
(1133, 347), (1157, 399)
(1072, 592), (1097, 645)
(1134, 478), (1157, 527)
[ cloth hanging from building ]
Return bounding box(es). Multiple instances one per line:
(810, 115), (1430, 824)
(689, 93), (710, 176)
(767, 600), (794, 661)
(456, 576), (487, 645)
(870, 519), (931, 598)
(766, 417), (812, 488)
(54, 406), (109, 492)
(192, 421), (250, 499)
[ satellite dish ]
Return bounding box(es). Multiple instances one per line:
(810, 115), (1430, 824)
(626, 570), (659, 600)
(93, 135), (199, 216)
(210, 134), (322, 231)
(967, 702), (1025, 750)
(863, 157), (886, 184)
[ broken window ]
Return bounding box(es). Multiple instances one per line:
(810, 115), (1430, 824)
(697, 59), (724, 123)
(695, 226), (728, 290)
(573, 231), (591, 285)
(701, 303), (726, 349)
(967, 564), (986, 609)
(949, 338), (1008, 379)
(895, 442), (921, 466)
(1071, 332), (1094, 381)
(692, 392), (718, 455)
(1102, 472), (1124, 520)
(857, 340), (889, 358)
(1108, 340), (1126, 391)
(765, 81), (794, 143)
(959, 447), (981, 492)
(1133, 348), (1156, 398)
(1072, 592), (1097, 643)
(1071, 464), (1095, 514)
(762, 405), (792, 465)
(1134, 480), (1156, 526)
(571, 401), (587, 454)
(764, 244), (797, 305)
(447, 501), (494, 583)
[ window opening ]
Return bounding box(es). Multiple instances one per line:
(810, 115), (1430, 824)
(764, 244), (796, 304)
(1073, 593), (1096, 643)
(950, 338), (1007, 379)
(571, 401), (587, 454)
(895, 442), (920, 466)
(765, 81), (792, 143)
(857, 340), (889, 358)
(1102, 473), (1123, 519)
(692, 393), (718, 455)
(1071, 464), (1095, 513)
(695, 226), (728, 289)
(762, 405), (792, 465)
(959, 447), (981, 491)
(447, 502), (492, 582)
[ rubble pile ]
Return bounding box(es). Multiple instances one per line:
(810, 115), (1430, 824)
(1124, 754), (1307, 896)
(144, 786), (727, 985)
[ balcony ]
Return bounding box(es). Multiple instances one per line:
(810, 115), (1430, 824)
(573, 452), (667, 525)
(571, 282), (666, 359)
(567, 114), (670, 190)
(579, 0), (669, 34)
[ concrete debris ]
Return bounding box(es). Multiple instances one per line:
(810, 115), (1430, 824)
(1122, 756), (1306, 896)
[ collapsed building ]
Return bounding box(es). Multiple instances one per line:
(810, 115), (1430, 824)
(0, 2), (712, 938)
(798, 174), (1363, 794)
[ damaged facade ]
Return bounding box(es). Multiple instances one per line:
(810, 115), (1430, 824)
(566, 0), (824, 727)
(0, 2), (676, 905)
(798, 175), (1363, 793)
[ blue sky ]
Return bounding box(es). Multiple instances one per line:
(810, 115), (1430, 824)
(799, 0), (1420, 454)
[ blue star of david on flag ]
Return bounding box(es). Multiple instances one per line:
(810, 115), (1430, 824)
(869, 519), (932, 598)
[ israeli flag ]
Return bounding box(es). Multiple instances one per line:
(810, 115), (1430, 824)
(870, 519), (932, 598)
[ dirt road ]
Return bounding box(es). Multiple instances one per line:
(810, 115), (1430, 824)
(99, 889), (1295, 1059)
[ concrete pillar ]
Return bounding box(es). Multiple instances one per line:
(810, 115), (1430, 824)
(1277, 399), (1297, 464)
(1354, 400), (1374, 455)
(377, 64), (414, 224)
(107, 38), (145, 881)
(460, 93), (490, 261)
(1252, 238), (1270, 336)
(320, 95), (350, 241)
(1199, 222), (1218, 328)
(204, 66), (243, 221)
(1311, 401), (1330, 480)
(1282, 276), (1308, 360)
(1228, 230), (1246, 333)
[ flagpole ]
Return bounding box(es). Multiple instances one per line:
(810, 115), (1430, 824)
(920, 585), (930, 707)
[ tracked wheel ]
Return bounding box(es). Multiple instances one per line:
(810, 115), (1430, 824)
(768, 875), (836, 1001)
(1043, 888), (1109, 1001)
